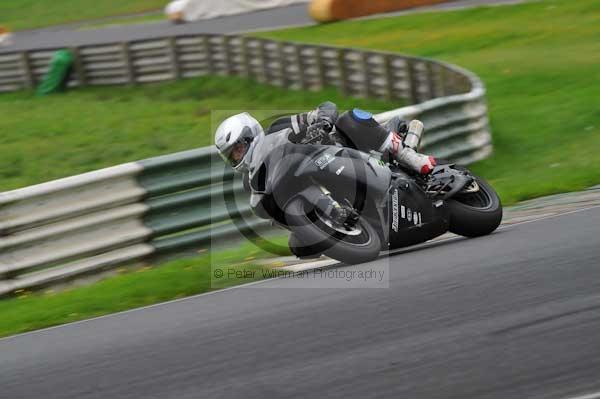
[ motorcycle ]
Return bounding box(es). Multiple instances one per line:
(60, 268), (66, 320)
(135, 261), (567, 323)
(246, 111), (502, 265)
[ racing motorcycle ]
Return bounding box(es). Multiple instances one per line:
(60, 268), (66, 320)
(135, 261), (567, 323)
(246, 110), (502, 264)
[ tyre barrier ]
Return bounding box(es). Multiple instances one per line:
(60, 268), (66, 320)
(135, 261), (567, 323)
(309, 0), (452, 22)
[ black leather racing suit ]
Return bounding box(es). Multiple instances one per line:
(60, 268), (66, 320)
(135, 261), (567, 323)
(258, 101), (409, 258)
(265, 101), (408, 153)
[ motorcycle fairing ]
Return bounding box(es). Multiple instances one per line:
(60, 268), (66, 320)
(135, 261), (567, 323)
(387, 173), (450, 249)
(248, 136), (393, 242)
(246, 131), (450, 250)
(293, 146), (393, 244)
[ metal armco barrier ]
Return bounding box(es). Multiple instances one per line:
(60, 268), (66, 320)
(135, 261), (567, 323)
(1, 34), (472, 103)
(0, 34), (492, 296)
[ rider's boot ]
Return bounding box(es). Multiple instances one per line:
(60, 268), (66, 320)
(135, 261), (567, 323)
(379, 119), (437, 174)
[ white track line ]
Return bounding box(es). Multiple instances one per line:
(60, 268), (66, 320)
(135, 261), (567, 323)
(385, 204), (600, 257)
(562, 391), (600, 399)
(499, 204), (600, 230)
(1, 203), (599, 343)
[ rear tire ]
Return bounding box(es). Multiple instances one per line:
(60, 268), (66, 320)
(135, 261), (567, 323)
(285, 198), (381, 264)
(447, 175), (502, 237)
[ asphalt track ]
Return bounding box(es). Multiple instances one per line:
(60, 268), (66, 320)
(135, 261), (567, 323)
(1, 205), (600, 399)
(0, 0), (527, 53)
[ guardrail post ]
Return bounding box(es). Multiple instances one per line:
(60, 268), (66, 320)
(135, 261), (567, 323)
(337, 49), (348, 96)
(383, 54), (394, 101)
(222, 36), (233, 76)
(121, 42), (134, 85)
(203, 36), (215, 75)
(293, 44), (306, 90)
(314, 47), (326, 90)
(70, 47), (86, 87)
(277, 41), (288, 88)
(168, 37), (181, 80)
(240, 37), (252, 78)
(257, 39), (267, 83)
(361, 52), (371, 98)
(438, 64), (447, 96)
(405, 58), (418, 104)
(19, 51), (34, 89)
(426, 62), (436, 100)
(260, 40), (272, 84)
(445, 67), (457, 94)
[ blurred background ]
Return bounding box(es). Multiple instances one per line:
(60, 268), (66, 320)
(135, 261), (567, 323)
(0, 0), (598, 336)
(3, 3), (600, 399)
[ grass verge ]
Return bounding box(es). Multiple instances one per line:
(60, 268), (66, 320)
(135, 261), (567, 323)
(257, 0), (600, 204)
(0, 75), (399, 192)
(0, 237), (291, 338)
(0, 0), (165, 31)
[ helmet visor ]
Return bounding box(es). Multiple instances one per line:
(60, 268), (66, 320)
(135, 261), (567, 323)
(222, 139), (250, 168)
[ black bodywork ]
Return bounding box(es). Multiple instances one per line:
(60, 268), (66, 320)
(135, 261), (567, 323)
(248, 134), (451, 251)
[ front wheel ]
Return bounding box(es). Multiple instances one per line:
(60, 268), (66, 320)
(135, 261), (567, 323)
(288, 233), (323, 259)
(284, 198), (381, 264)
(447, 175), (502, 237)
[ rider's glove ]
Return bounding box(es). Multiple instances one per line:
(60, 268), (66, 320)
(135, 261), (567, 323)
(302, 120), (335, 145)
(384, 116), (409, 139)
(307, 101), (338, 126)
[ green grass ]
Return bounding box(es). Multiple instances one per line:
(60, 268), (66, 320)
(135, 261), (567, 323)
(0, 236), (292, 338)
(0, 76), (399, 192)
(0, 0), (166, 31)
(257, 0), (600, 203)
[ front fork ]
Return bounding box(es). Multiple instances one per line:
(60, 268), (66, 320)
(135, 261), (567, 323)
(314, 185), (347, 220)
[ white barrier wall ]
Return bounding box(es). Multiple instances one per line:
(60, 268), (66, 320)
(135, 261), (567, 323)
(166, 0), (310, 22)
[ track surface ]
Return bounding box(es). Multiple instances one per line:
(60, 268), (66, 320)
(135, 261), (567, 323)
(2, 206), (600, 399)
(0, 0), (526, 53)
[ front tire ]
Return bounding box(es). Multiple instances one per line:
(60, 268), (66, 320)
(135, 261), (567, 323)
(285, 198), (381, 264)
(288, 233), (322, 259)
(447, 175), (502, 237)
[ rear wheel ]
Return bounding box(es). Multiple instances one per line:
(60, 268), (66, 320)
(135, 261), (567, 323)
(447, 175), (502, 237)
(285, 198), (381, 264)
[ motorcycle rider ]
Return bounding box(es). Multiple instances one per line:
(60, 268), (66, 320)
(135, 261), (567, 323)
(215, 101), (436, 173)
(214, 102), (437, 256)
